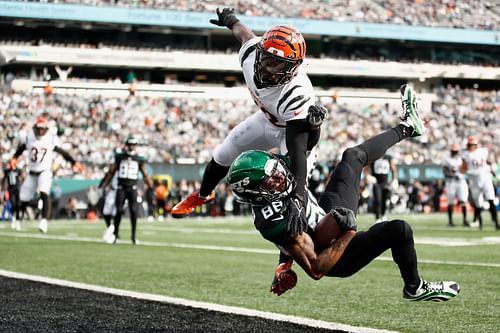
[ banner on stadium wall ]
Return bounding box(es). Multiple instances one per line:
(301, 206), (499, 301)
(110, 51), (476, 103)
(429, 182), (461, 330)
(0, 1), (498, 45)
(55, 164), (444, 195)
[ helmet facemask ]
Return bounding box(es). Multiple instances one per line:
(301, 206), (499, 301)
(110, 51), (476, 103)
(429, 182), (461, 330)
(33, 124), (49, 138)
(125, 136), (139, 154)
(230, 154), (295, 205)
(254, 45), (302, 88)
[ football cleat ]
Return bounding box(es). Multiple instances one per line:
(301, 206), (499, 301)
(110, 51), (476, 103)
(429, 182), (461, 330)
(400, 84), (425, 137)
(171, 191), (215, 218)
(38, 218), (48, 233)
(403, 279), (460, 302)
(103, 225), (115, 243)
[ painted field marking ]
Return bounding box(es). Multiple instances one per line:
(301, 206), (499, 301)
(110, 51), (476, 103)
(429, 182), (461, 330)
(0, 269), (398, 333)
(0, 231), (499, 268)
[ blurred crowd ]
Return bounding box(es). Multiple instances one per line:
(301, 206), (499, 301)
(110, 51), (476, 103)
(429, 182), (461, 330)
(1, 84), (498, 181)
(24, 0), (499, 30)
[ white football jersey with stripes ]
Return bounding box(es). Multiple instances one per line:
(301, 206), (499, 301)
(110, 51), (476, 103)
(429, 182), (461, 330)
(239, 37), (315, 127)
(462, 148), (490, 176)
(442, 155), (465, 179)
(24, 132), (60, 173)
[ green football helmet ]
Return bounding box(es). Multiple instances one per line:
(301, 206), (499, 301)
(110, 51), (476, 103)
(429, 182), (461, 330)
(228, 150), (295, 205)
(125, 135), (139, 153)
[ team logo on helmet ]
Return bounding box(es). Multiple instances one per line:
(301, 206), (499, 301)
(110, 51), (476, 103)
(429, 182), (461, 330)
(228, 150), (295, 205)
(254, 25), (306, 88)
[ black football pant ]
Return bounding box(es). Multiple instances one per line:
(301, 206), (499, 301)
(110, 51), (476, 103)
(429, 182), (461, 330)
(326, 219), (420, 288)
(319, 125), (420, 288)
(114, 186), (139, 242)
(8, 188), (21, 220)
(372, 182), (390, 219)
(319, 125), (409, 213)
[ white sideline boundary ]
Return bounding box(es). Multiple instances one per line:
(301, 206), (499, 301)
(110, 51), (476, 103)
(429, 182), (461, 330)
(0, 269), (398, 333)
(0, 231), (499, 268)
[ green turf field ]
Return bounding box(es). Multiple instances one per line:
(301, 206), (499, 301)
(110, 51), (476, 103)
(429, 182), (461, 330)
(0, 213), (499, 333)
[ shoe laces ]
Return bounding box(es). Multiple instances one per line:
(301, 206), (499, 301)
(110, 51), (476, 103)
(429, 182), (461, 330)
(400, 98), (413, 121)
(421, 280), (443, 292)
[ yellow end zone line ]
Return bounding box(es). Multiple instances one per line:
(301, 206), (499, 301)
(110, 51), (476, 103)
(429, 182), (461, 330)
(0, 231), (499, 268)
(0, 269), (398, 333)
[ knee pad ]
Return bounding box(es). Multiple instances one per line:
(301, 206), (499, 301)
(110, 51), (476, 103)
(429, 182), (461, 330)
(342, 147), (367, 166)
(387, 219), (413, 242)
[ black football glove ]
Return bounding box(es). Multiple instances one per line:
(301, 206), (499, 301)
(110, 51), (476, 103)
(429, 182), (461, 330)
(285, 195), (308, 236)
(209, 8), (240, 29)
(329, 206), (357, 232)
(307, 104), (327, 129)
(270, 261), (297, 296)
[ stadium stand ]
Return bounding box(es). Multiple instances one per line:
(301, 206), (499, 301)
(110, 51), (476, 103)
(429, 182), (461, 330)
(14, 0), (500, 30)
(0, 0), (498, 187)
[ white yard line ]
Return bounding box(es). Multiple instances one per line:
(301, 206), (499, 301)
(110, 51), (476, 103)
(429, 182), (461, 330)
(0, 231), (499, 268)
(0, 269), (398, 333)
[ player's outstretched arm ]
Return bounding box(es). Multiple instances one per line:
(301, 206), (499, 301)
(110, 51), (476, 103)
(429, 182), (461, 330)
(54, 146), (84, 173)
(209, 8), (256, 44)
(284, 228), (356, 280)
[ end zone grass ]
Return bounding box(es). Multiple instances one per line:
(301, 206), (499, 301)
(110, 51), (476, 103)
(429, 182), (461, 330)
(0, 213), (498, 333)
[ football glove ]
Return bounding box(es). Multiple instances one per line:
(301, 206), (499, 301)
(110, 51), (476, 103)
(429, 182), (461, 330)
(285, 195), (308, 236)
(306, 104), (327, 129)
(329, 206), (357, 232)
(270, 261), (298, 296)
(209, 8), (239, 29)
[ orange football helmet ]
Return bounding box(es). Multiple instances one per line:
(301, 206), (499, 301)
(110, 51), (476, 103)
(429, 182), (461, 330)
(254, 25), (306, 87)
(33, 116), (49, 138)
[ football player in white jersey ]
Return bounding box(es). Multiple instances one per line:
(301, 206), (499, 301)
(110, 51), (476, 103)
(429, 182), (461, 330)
(442, 143), (469, 227)
(10, 117), (83, 233)
(461, 136), (499, 230)
(172, 8), (326, 219)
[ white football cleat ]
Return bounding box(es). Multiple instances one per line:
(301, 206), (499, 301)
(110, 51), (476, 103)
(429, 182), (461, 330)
(38, 218), (48, 233)
(403, 279), (460, 302)
(103, 225), (116, 244)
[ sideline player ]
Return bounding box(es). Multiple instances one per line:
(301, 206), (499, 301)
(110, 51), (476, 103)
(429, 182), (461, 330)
(172, 8), (326, 218)
(2, 159), (23, 230)
(461, 136), (499, 230)
(10, 117), (83, 233)
(442, 143), (469, 227)
(99, 136), (153, 244)
(99, 172), (119, 243)
(368, 154), (397, 222)
(227, 85), (460, 301)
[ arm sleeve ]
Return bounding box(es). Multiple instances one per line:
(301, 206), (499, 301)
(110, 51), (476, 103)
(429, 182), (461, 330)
(286, 119), (310, 201)
(13, 143), (26, 158)
(54, 146), (76, 165)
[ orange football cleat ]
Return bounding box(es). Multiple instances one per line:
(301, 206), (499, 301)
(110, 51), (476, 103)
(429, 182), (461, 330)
(171, 191), (215, 218)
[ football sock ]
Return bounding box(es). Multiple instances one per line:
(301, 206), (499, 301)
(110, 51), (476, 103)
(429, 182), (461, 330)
(199, 158), (230, 197)
(488, 200), (498, 225)
(461, 205), (468, 224)
(447, 205), (453, 224)
(358, 126), (403, 165)
(104, 215), (112, 227)
(40, 192), (49, 219)
(405, 281), (421, 295)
